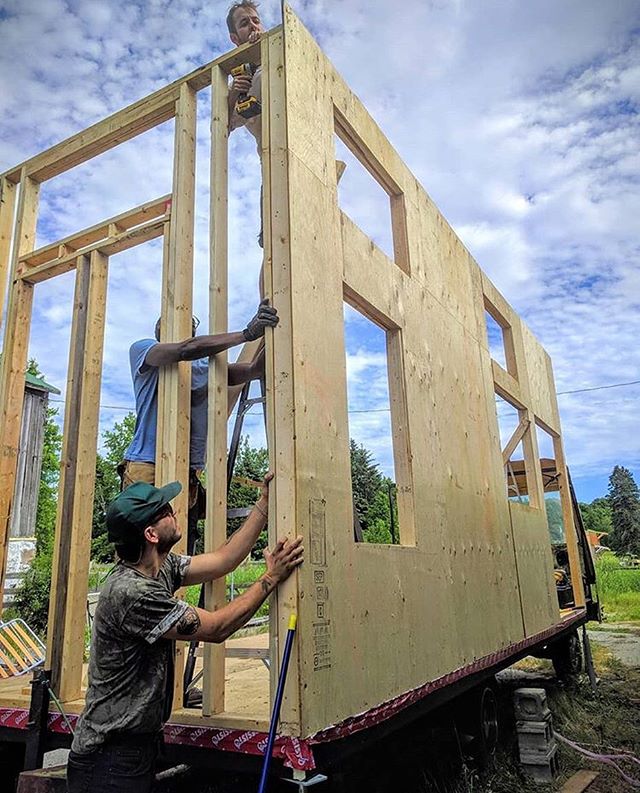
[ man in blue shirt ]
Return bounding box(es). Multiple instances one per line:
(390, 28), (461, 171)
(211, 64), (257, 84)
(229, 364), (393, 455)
(121, 300), (277, 553)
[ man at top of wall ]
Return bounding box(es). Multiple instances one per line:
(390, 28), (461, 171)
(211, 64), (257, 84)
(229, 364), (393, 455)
(227, 1), (265, 153)
(121, 302), (278, 555)
(226, 1), (266, 252)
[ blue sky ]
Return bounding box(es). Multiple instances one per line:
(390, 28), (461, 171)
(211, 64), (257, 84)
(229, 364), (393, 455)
(0, 0), (638, 504)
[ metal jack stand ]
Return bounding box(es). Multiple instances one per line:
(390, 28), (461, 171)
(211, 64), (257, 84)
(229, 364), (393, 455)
(581, 623), (598, 694)
(24, 669), (51, 771)
(283, 770), (329, 790)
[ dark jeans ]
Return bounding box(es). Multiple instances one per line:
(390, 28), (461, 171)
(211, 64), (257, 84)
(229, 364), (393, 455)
(66, 733), (160, 793)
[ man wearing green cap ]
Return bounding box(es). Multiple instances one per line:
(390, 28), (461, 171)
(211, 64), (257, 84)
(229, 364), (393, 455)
(66, 475), (302, 793)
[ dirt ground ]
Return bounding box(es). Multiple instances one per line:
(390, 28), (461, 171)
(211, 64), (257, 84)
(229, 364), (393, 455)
(588, 622), (640, 667)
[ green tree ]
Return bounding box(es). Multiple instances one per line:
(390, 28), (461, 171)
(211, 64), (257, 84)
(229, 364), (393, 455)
(607, 466), (640, 556)
(92, 413), (135, 560)
(350, 439), (383, 533)
(228, 436), (269, 559)
(545, 497), (565, 544)
(579, 497), (613, 545)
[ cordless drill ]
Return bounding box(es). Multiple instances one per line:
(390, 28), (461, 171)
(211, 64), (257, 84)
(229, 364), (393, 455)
(230, 63), (262, 119)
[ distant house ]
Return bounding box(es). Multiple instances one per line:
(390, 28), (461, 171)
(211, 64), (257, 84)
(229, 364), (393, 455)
(5, 367), (60, 599)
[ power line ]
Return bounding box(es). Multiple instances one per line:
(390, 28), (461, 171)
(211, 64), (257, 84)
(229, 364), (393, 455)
(556, 379), (640, 396)
(48, 378), (640, 415)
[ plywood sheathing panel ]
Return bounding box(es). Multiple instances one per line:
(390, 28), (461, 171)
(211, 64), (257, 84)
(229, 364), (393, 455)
(509, 502), (560, 635)
(281, 7), (553, 737)
(520, 323), (561, 434)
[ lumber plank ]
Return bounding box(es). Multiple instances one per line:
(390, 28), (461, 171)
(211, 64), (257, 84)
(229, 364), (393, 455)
(0, 173), (38, 608)
(202, 64), (230, 717)
(559, 771), (599, 793)
(266, 25), (302, 735)
(0, 177), (18, 333)
(19, 194), (171, 268)
(18, 215), (168, 284)
(502, 417), (531, 465)
(153, 83), (196, 711)
(386, 328), (416, 545)
(47, 251), (108, 700)
(47, 255), (91, 692)
(492, 359), (525, 409)
(342, 214), (407, 328)
(521, 407), (545, 510)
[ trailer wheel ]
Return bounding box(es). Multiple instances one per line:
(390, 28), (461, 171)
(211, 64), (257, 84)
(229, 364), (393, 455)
(458, 685), (499, 766)
(552, 630), (583, 680)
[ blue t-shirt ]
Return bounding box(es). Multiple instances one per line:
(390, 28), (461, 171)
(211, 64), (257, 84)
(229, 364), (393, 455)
(125, 339), (209, 469)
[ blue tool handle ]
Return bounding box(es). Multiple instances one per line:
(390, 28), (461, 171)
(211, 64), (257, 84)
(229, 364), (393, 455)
(258, 614), (297, 793)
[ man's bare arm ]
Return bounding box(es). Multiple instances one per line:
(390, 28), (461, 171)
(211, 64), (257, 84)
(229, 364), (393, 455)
(164, 537), (303, 643)
(227, 346), (264, 386)
(146, 331), (246, 367)
(146, 301), (278, 367)
(182, 474), (273, 585)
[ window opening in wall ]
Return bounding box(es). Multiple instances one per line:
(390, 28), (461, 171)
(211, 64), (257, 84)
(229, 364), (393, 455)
(534, 423), (565, 544)
(334, 134), (394, 261)
(484, 309), (508, 371)
(535, 422), (578, 610)
(343, 300), (401, 544)
(494, 393), (531, 503)
(484, 299), (516, 377)
(334, 109), (410, 273)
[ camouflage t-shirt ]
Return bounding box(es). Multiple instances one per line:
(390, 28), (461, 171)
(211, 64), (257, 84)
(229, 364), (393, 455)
(72, 553), (191, 754)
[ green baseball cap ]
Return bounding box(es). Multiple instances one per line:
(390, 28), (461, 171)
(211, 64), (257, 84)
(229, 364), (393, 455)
(106, 480), (182, 544)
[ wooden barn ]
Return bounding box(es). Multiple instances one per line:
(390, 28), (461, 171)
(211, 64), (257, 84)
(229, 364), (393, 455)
(0, 7), (597, 785)
(2, 364), (60, 603)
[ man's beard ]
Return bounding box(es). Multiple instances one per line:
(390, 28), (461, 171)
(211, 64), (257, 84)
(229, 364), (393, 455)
(157, 528), (180, 555)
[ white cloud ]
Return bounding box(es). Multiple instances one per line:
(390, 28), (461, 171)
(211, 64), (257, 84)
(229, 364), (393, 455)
(0, 0), (638, 499)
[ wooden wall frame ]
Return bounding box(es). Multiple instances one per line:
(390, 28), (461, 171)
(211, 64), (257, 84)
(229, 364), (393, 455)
(0, 7), (587, 742)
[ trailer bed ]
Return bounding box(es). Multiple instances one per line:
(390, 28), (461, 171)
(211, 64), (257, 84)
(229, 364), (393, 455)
(0, 607), (587, 772)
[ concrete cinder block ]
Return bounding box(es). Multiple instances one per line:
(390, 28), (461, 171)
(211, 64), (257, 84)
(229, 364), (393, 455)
(513, 687), (551, 722)
(516, 715), (554, 755)
(520, 744), (559, 784)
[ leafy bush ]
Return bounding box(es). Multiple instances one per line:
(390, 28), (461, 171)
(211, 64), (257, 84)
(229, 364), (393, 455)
(91, 533), (116, 563)
(11, 551), (52, 637)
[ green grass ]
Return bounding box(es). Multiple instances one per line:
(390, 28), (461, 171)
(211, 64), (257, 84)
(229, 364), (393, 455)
(595, 552), (640, 622)
(184, 560), (267, 613)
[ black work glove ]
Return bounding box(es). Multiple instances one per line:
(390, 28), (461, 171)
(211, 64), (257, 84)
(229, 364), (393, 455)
(243, 299), (279, 341)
